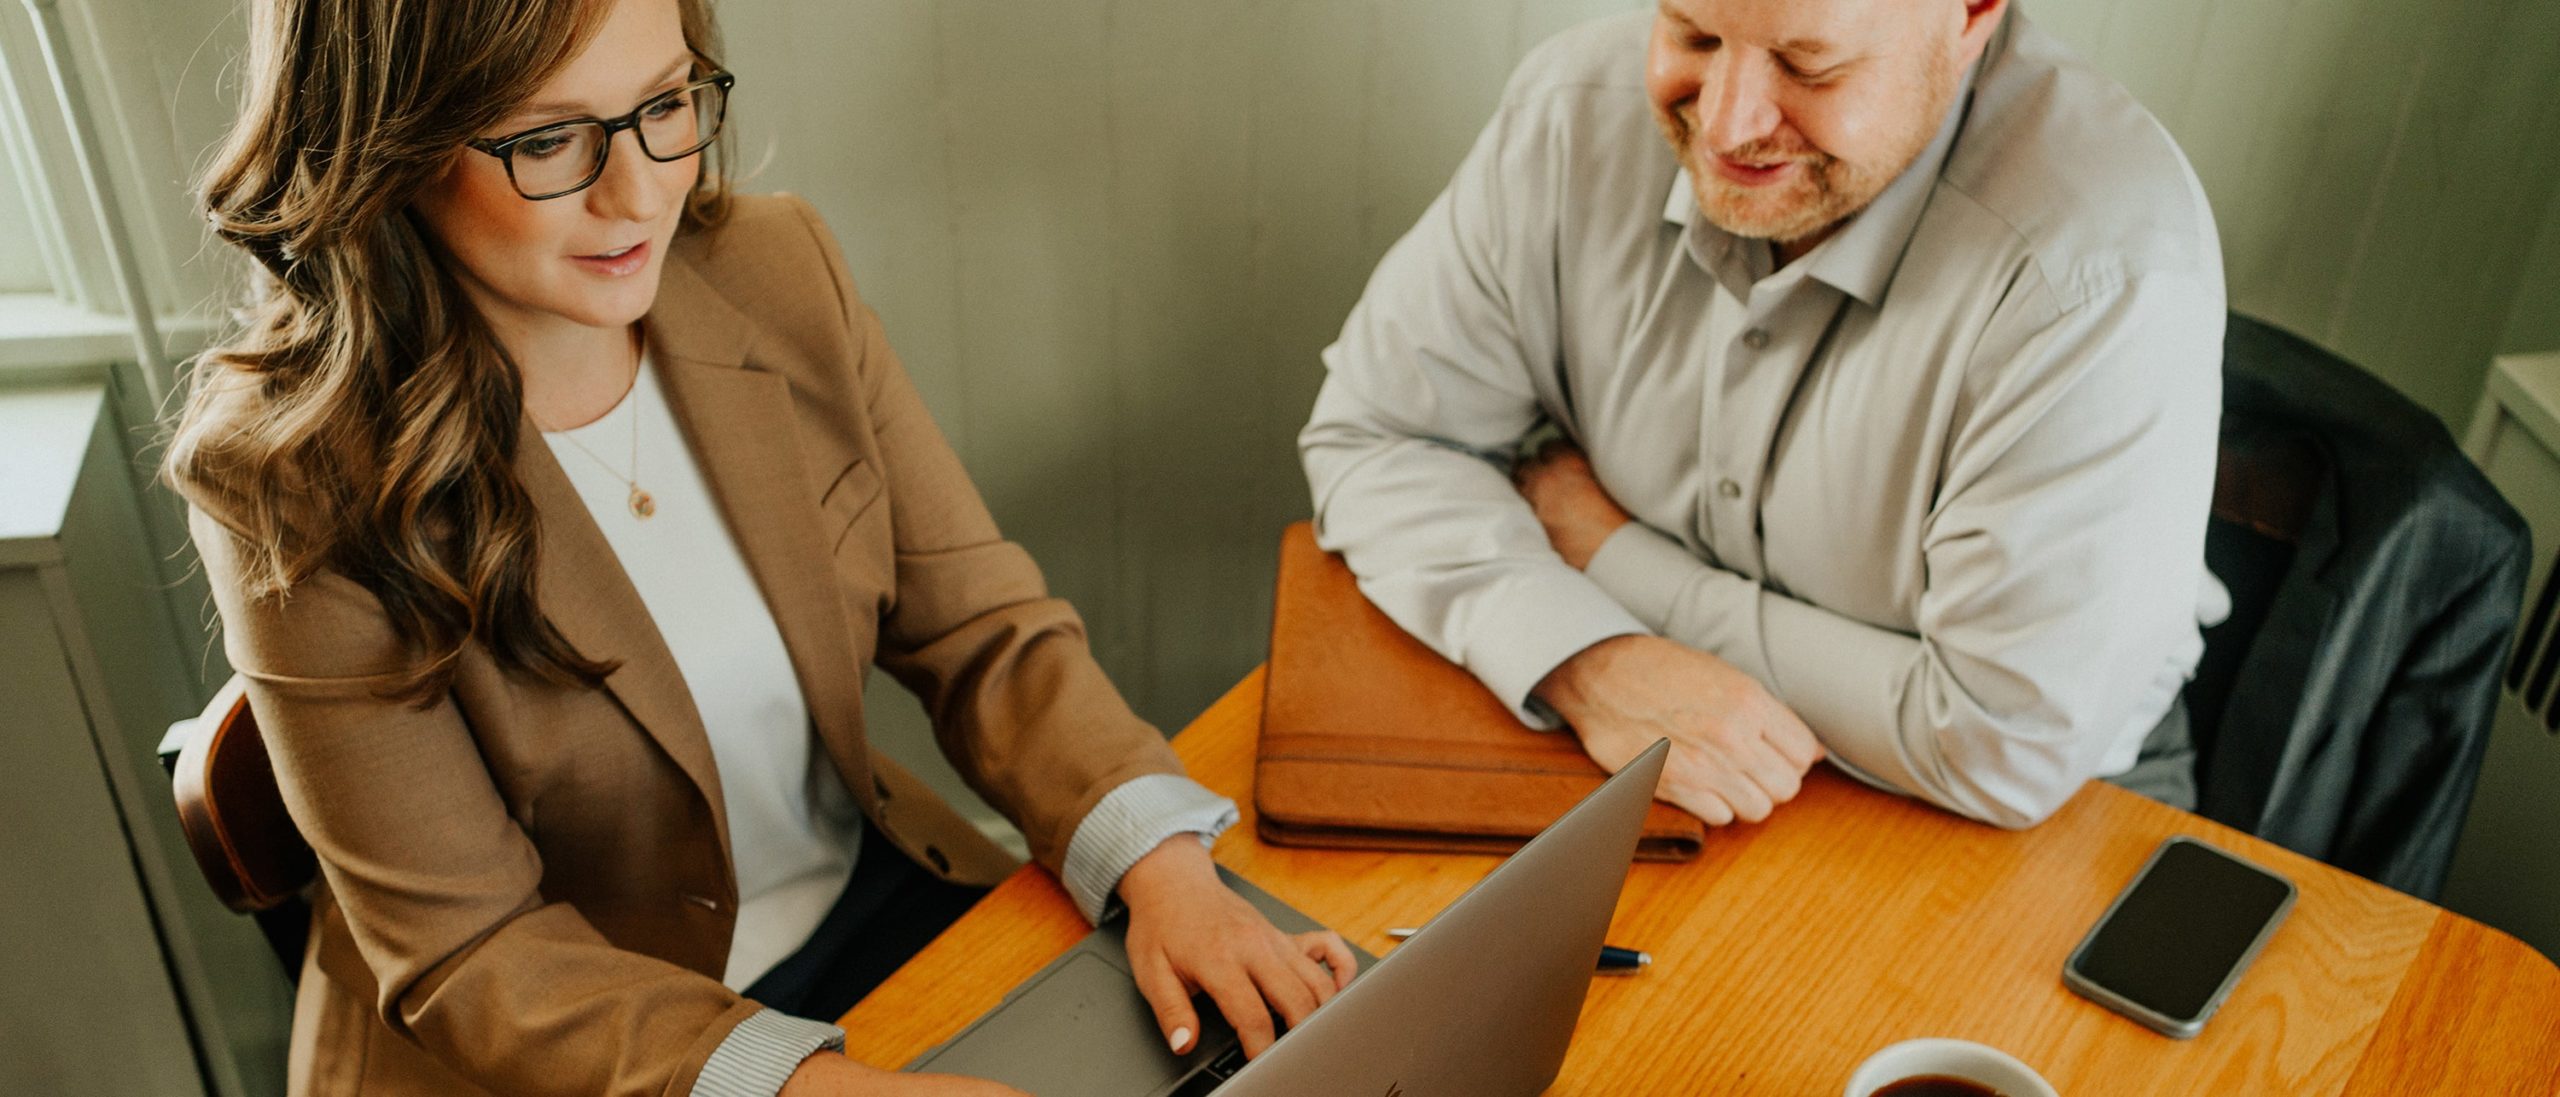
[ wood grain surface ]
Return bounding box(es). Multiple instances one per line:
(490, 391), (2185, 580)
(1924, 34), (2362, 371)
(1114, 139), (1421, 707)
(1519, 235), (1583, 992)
(842, 668), (2560, 1095)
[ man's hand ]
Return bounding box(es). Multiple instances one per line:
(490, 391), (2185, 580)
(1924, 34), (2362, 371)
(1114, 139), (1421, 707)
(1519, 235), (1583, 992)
(1534, 635), (1824, 825)
(1118, 837), (1357, 1060)
(1513, 441), (1632, 569)
(778, 1051), (1028, 1095)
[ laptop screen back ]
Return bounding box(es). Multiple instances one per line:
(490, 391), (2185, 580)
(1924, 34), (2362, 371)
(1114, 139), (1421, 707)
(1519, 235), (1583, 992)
(1217, 739), (1670, 1097)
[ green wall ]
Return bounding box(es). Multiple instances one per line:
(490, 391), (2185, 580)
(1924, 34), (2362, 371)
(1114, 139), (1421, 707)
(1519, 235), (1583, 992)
(2506, 184), (2560, 356)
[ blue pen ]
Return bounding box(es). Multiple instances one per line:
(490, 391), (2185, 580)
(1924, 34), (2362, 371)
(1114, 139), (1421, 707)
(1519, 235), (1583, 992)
(1386, 928), (1652, 973)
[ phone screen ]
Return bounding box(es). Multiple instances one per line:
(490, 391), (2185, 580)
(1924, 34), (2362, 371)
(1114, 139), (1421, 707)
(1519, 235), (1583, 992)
(2068, 838), (2294, 1024)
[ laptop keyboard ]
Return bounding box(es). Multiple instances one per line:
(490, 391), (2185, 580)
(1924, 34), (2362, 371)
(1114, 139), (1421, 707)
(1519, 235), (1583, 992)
(1206, 1044), (1246, 1079)
(1164, 1043), (1246, 1096)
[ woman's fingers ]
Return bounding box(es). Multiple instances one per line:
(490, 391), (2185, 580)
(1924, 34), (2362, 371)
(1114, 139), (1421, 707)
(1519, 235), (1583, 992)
(1194, 956), (1278, 1057)
(1302, 930), (1359, 992)
(1245, 939), (1324, 1033)
(1128, 946), (1202, 1054)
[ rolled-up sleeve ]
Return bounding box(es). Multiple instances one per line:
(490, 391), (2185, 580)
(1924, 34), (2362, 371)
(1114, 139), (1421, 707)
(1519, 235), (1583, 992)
(1583, 274), (2221, 827)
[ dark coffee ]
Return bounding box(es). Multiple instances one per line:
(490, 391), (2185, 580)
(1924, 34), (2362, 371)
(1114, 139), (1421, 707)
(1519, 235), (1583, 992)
(1873, 1077), (2004, 1097)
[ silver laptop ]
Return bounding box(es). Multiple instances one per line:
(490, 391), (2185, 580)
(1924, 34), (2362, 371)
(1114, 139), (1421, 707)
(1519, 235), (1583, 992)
(906, 738), (1672, 1097)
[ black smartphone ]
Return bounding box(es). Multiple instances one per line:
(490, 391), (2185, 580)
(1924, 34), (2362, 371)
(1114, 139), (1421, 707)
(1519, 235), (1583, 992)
(2062, 836), (2296, 1039)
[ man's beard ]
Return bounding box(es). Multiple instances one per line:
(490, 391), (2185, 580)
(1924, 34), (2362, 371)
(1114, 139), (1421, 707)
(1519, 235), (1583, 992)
(1658, 48), (1960, 247)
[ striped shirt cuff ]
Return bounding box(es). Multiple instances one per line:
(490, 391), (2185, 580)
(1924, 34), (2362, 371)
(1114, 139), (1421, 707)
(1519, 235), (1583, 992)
(691, 1008), (845, 1097)
(1060, 773), (1240, 924)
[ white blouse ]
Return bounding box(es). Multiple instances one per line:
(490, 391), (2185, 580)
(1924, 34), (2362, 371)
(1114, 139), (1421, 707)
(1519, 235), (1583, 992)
(544, 350), (861, 990)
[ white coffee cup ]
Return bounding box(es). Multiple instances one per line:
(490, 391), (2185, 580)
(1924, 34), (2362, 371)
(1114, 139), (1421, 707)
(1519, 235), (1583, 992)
(1843, 1038), (2060, 1097)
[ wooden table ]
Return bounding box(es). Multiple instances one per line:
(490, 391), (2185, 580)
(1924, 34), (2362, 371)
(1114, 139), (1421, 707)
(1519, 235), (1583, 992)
(844, 669), (2560, 1094)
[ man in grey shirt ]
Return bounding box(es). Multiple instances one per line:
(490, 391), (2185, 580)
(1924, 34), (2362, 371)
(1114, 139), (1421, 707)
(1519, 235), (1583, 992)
(1299, 0), (2226, 830)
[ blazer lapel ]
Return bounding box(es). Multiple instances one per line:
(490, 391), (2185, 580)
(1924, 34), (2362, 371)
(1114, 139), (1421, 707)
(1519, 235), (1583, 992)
(519, 433), (732, 859)
(645, 255), (878, 804)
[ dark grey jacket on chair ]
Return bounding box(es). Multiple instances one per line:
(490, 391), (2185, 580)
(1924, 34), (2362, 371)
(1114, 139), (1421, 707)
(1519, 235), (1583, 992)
(2185, 314), (2529, 900)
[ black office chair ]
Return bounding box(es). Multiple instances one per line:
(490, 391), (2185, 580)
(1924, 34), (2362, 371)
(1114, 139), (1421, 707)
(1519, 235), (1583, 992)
(157, 675), (314, 979)
(2184, 314), (2529, 901)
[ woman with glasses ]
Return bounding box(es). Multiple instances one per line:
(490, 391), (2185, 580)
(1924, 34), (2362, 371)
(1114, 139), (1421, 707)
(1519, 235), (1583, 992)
(163, 0), (1352, 1094)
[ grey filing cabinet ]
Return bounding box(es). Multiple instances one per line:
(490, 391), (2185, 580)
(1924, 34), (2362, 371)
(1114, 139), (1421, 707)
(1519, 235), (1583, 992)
(0, 383), (288, 1094)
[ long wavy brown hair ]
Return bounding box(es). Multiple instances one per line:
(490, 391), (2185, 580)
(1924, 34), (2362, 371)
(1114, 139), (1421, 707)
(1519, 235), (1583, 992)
(165, 0), (731, 704)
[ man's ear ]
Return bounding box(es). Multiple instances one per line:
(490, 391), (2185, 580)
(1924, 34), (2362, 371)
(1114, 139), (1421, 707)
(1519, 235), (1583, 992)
(1958, 0), (2008, 62)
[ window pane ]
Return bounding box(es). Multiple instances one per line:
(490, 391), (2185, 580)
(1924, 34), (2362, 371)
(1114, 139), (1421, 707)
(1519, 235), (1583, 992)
(0, 150), (52, 294)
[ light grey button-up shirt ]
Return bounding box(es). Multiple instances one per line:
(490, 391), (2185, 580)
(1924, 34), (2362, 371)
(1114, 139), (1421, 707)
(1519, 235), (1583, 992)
(1299, 9), (2227, 828)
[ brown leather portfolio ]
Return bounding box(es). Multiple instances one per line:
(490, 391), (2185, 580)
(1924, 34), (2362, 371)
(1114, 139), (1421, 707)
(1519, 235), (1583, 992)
(1256, 522), (1705, 860)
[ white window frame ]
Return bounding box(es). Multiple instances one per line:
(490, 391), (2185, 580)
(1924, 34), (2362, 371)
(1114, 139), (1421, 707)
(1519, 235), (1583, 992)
(0, 0), (221, 389)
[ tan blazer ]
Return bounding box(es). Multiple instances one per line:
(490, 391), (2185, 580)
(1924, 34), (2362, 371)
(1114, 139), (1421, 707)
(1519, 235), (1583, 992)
(186, 194), (1186, 1097)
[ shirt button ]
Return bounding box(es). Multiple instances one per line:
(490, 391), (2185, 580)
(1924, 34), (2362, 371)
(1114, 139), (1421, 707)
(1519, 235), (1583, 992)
(1742, 328), (1771, 350)
(1717, 479), (1742, 499)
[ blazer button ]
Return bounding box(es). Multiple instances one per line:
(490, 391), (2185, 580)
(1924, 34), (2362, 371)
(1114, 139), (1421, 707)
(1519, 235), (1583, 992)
(683, 893), (724, 913)
(925, 846), (950, 874)
(873, 776), (891, 801)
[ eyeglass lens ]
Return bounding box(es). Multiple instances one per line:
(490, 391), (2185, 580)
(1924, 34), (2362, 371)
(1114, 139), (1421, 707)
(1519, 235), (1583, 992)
(510, 79), (728, 199)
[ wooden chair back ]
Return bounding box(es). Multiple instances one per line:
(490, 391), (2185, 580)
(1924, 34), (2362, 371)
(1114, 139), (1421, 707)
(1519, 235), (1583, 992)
(169, 676), (316, 913)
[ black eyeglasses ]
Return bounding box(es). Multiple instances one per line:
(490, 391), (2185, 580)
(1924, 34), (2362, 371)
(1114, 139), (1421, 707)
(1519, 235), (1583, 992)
(467, 70), (735, 201)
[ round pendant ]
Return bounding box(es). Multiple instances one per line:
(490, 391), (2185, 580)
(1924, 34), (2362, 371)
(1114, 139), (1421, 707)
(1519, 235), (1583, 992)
(629, 486), (656, 519)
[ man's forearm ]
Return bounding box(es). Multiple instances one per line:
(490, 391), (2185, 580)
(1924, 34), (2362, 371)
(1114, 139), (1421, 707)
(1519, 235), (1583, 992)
(1301, 384), (1647, 725)
(1578, 520), (2097, 827)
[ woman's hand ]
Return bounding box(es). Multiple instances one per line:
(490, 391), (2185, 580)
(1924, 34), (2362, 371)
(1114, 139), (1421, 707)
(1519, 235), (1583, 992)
(1117, 837), (1358, 1059)
(778, 1051), (1029, 1096)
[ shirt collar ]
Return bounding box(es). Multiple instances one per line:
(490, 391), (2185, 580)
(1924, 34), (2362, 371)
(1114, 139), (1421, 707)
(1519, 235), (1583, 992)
(1802, 78), (1972, 307)
(1660, 48), (1987, 308)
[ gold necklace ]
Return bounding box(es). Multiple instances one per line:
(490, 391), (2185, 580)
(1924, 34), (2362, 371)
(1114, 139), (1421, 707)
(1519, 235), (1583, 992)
(547, 329), (656, 519)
